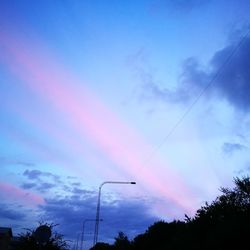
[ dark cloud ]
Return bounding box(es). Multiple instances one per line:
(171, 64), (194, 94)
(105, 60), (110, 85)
(0, 204), (26, 220)
(71, 182), (81, 186)
(23, 169), (61, 182)
(19, 170), (157, 246)
(22, 169), (95, 197)
(141, 80), (192, 104)
(178, 57), (209, 97)
(209, 36), (250, 111)
(135, 57), (205, 105)
(16, 161), (35, 167)
(22, 169), (64, 193)
(40, 194), (157, 245)
(66, 176), (77, 180)
(72, 187), (94, 196)
(3, 171), (157, 248)
(23, 169), (43, 180)
(222, 142), (247, 156)
(37, 182), (56, 192)
(99, 199), (158, 241)
(21, 181), (56, 192)
(61, 184), (71, 192)
(236, 164), (250, 175)
(180, 33), (250, 111)
(0, 157), (35, 167)
(21, 182), (37, 189)
(143, 30), (250, 112)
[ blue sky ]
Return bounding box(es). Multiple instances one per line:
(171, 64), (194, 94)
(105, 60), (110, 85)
(1, 0), (250, 249)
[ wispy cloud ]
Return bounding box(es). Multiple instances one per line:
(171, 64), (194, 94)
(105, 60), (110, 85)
(0, 157), (35, 167)
(222, 142), (247, 156)
(16, 161), (35, 167)
(236, 164), (250, 175)
(0, 182), (45, 206)
(23, 169), (60, 182)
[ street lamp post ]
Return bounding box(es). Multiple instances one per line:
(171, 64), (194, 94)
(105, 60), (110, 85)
(93, 181), (136, 246)
(76, 233), (80, 250)
(80, 219), (103, 250)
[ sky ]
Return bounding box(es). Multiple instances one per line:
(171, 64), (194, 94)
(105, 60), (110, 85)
(1, 0), (250, 249)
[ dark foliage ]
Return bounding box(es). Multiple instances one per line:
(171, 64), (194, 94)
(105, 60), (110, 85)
(187, 176), (250, 249)
(113, 232), (131, 250)
(91, 176), (250, 250)
(90, 242), (114, 250)
(133, 220), (189, 250)
(15, 223), (68, 250)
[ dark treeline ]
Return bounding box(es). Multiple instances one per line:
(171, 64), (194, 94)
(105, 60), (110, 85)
(91, 176), (250, 250)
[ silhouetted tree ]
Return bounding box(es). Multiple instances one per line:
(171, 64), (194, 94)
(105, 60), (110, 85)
(188, 176), (250, 249)
(132, 220), (186, 250)
(113, 232), (131, 250)
(90, 242), (114, 250)
(90, 176), (250, 250)
(15, 223), (68, 250)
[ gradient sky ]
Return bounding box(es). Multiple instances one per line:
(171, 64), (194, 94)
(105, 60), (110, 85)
(1, 0), (250, 249)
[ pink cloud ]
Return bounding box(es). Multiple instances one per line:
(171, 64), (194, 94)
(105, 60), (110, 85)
(0, 30), (197, 215)
(0, 182), (45, 206)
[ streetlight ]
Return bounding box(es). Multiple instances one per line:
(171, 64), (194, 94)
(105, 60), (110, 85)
(80, 219), (103, 250)
(75, 233), (80, 250)
(93, 181), (136, 246)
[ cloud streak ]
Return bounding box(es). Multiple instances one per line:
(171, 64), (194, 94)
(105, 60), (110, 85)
(222, 142), (247, 156)
(0, 28), (197, 215)
(0, 182), (45, 206)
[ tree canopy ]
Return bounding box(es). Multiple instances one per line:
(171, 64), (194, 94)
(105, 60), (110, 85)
(91, 176), (250, 250)
(14, 223), (68, 250)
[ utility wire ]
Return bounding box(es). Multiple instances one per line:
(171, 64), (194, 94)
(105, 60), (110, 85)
(144, 27), (250, 163)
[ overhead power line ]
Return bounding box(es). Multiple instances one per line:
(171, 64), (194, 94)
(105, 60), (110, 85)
(144, 27), (250, 163)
